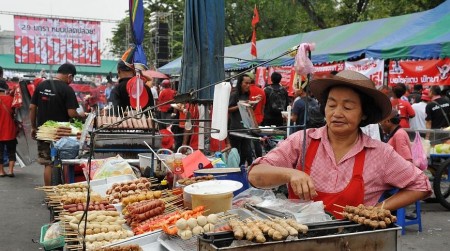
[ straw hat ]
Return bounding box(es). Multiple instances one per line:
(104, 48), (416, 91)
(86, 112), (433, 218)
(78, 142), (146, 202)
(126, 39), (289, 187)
(310, 70), (391, 123)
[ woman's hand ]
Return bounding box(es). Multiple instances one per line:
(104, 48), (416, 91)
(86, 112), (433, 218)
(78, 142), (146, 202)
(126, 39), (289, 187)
(31, 128), (37, 140)
(289, 170), (317, 201)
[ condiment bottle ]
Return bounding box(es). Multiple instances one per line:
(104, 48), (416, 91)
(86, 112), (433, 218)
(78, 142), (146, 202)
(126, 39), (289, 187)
(159, 179), (169, 190)
(172, 153), (184, 187)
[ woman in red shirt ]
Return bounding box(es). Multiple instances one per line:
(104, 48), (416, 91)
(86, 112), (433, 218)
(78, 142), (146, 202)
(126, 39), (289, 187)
(0, 83), (17, 177)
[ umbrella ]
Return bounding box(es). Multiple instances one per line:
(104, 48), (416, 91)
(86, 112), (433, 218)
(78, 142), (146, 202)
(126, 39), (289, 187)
(143, 70), (169, 79)
(180, 0), (225, 100)
(128, 0), (148, 109)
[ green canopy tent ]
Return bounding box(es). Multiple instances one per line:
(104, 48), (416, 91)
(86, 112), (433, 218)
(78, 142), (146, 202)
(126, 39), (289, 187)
(159, 0), (450, 75)
(0, 54), (118, 75)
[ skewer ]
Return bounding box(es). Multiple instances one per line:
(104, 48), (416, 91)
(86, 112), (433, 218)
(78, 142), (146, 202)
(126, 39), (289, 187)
(333, 204), (345, 209)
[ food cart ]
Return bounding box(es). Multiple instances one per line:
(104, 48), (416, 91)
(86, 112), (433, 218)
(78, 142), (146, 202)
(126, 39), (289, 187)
(405, 129), (450, 210)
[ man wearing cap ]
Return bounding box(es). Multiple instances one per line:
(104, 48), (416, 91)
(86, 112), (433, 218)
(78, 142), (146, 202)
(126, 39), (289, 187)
(410, 89), (430, 130)
(380, 109), (412, 162)
(110, 60), (154, 112)
(29, 63), (85, 186)
(158, 80), (176, 121)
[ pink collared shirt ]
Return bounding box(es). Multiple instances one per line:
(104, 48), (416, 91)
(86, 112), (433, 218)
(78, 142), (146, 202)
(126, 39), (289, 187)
(250, 126), (431, 206)
(387, 128), (412, 161)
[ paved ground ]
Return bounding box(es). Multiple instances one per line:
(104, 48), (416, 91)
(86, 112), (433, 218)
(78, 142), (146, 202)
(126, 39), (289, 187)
(1, 162), (449, 250)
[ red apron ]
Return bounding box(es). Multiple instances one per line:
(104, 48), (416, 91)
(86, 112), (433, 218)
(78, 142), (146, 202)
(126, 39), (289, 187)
(288, 139), (366, 219)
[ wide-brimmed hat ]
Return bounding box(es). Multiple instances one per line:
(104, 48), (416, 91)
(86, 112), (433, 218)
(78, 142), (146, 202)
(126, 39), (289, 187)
(310, 70), (391, 123)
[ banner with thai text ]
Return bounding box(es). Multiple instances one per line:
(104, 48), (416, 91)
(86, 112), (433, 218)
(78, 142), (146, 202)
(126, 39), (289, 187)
(14, 15), (101, 66)
(345, 58), (385, 89)
(267, 66), (295, 96)
(388, 59), (450, 86)
(313, 62), (345, 78)
(254, 67), (268, 88)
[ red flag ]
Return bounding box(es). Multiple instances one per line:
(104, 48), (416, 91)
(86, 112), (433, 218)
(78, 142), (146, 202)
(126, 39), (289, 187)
(251, 6), (259, 57)
(251, 30), (257, 57)
(252, 5), (260, 28)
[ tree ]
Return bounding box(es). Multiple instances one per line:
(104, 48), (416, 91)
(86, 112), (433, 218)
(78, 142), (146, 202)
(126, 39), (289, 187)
(109, 0), (184, 68)
(109, 0), (445, 65)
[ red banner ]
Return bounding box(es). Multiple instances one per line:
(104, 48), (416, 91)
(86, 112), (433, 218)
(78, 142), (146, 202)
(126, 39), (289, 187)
(254, 67), (268, 88)
(14, 15), (101, 66)
(388, 59), (450, 86)
(267, 66), (295, 96)
(313, 62), (345, 78)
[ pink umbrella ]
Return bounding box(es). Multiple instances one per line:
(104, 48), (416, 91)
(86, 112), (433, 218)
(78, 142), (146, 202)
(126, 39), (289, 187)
(143, 70), (169, 79)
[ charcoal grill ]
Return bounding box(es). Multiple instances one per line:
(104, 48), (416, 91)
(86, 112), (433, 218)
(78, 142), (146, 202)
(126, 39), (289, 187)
(92, 114), (161, 159)
(198, 220), (401, 251)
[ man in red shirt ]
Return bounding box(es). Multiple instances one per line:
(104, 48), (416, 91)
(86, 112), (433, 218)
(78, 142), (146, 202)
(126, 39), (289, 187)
(158, 80), (177, 121)
(0, 81), (17, 177)
(391, 84), (415, 128)
(249, 76), (266, 125)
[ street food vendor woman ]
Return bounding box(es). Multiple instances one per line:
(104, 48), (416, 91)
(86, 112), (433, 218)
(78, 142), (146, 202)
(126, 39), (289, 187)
(248, 70), (431, 218)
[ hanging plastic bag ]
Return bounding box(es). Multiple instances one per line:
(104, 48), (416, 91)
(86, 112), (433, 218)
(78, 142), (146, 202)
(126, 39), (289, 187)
(411, 132), (428, 171)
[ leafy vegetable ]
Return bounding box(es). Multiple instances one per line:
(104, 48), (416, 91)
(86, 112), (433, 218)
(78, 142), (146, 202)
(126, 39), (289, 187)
(71, 119), (83, 130)
(43, 120), (59, 128)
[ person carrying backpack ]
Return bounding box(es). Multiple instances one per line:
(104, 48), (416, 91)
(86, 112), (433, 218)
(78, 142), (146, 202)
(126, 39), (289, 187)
(263, 72), (288, 127)
(291, 88), (325, 132)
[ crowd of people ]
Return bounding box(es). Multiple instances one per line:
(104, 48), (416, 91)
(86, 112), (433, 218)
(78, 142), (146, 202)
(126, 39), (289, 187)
(0, 60), (447, 211)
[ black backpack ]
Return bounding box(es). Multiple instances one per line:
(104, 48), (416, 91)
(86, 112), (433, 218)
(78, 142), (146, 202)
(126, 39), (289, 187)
(305, 97), (325, 128)
(267, 86), (287, 114)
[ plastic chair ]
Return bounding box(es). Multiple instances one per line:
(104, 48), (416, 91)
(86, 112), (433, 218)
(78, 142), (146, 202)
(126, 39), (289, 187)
(379, 188), (422, 235)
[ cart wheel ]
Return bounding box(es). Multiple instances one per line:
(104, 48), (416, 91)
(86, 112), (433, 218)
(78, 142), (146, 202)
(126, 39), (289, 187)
(433, 159), (450, 210)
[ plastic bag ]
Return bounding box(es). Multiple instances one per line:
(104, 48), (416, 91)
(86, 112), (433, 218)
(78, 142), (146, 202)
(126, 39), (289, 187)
(44, 222), (62, 241)
(54, 137), (79, 159)
(412, 132), (428, 171)
(232, 187), (276, 208)
(82, 155), (136, 180)
(257, 199), (332, 224)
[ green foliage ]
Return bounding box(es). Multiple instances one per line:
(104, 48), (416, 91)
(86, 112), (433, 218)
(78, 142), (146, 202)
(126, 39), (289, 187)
(109, 0), (184, 68)
(109, 0), (445, 65)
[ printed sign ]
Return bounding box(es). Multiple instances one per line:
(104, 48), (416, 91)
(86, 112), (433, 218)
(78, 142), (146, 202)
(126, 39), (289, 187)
(14, 15), (101, 65)
(345, 58), (385, 89)
(267, 66), (295, 96)
(313, 62), (345, 78)
(388, 59), (450, 86)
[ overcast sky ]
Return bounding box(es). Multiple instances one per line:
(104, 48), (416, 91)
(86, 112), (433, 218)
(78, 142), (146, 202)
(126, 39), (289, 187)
(0, 0), (129, 58)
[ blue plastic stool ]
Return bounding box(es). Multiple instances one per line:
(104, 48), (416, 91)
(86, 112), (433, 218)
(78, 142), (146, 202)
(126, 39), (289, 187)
(379, 188), (422, 235)
(396, 200), (422, 235)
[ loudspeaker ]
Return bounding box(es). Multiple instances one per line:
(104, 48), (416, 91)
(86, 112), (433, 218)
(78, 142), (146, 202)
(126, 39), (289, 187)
(157, 52), (169, 59)
(158, 23), (169, 36)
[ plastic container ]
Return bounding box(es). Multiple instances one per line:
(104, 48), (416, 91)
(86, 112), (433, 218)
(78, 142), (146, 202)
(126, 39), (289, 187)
(138, 149), (173, 178)
(211, 82), (231, 141)
(211, 158), (227, 168)
(184, 180), (242, 215)
(191, 192), (233, 215)
(193, 167), (249, 195)
(40, 223), (65, 250)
